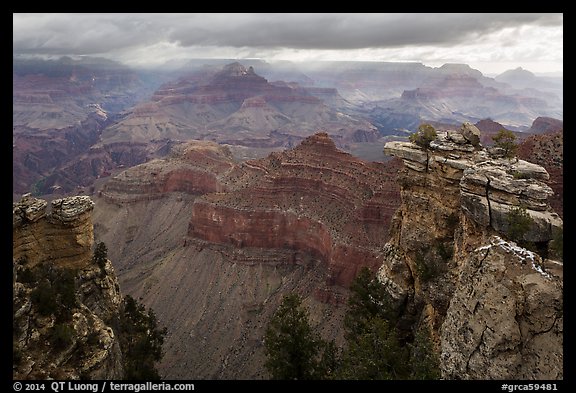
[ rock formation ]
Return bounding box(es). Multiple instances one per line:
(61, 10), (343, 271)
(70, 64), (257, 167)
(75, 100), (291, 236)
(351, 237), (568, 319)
(102, 141), (234, 203)
(13, 194), (124, 379)
(381, 126), (563, 379)
(527, 117), (563, 134)
(101, 133), (401, 289)
(93, 133), (402, 378)
(14, 195), (96, 269)
(102, 63), (378, 148)
(440, 236), (563, 379)
(188, 132), (401, 287)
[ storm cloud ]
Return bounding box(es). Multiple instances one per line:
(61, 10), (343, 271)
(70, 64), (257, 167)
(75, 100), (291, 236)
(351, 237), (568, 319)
(13, 13), (563, 74)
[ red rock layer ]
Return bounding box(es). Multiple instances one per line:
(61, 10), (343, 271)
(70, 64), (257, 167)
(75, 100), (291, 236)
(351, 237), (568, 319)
(188, 132), (401, 287)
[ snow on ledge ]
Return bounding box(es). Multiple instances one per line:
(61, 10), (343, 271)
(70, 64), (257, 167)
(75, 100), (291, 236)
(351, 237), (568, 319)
(474, 236), (551, 279)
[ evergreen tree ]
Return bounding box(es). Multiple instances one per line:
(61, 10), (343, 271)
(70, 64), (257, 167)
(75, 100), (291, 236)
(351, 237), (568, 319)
(118, 295), (167, 380)
(339, 267), (440, 380)
(409, 123), (437, 150)
(492, 129), (518, 158)
(409, 325), (441, 380)
(507, 204), (532, 245)
(344, 267), (398, 340)
(93, 241), (108, 274)
(264, 293), (332, 380)
(338, 317), (409, 379)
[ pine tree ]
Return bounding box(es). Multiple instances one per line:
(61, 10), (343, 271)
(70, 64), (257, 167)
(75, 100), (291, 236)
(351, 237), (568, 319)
(409, 326), (441, 380)
(338, 317), (409, 379)
(93, 241), (108, 271)
(409, 123), (437, 150)
(344, 267), (398, 339)
(264, 294), (329, 380)
(338, 267), (439, 380)
(118, 295), (167, 380)
(492, 129), (518, 158)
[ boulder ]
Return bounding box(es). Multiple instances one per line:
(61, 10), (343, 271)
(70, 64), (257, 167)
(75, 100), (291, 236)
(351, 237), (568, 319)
(460, 122), (481, 146)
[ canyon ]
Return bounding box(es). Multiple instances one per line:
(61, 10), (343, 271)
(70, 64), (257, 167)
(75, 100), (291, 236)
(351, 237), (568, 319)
(12, 56), (166, 197)
(13, 55), (563, 380)
(14, 57), (562, 199)
(92, 125), (562, 379)
(93, 132), (402, 378)
(101, 62), (378, 147)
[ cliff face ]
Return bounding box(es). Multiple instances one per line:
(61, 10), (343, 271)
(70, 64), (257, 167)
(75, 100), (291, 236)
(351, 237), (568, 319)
(189, 132), (401, 287)
(13, 195), (124, 379)
(14, 195), (96, 269)
(381, 123), (563, 379)
(440, 236), (563, 379)
(102, 141), (234, 203)
(101, 133), (401, 289)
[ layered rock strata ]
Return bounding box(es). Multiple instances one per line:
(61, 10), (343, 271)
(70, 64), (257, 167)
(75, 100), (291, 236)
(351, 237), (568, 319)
(381, 126), (563, 379)
(102, 141), (234, 203)
(93, 133), (402, 378)
(189, 132), (401, 287)
(102, 63), (378, 147)
(13, 195), (124, 379)
(102, 133), (401, 288)
(13, 195), (96, 269)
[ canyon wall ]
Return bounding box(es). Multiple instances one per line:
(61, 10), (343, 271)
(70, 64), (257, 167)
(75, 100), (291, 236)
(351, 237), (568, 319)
(188, 132), (401, 287)
(381, 123), (563, 379)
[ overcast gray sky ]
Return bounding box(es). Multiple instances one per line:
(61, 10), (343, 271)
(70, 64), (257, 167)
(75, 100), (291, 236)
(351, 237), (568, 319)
(13, 13), (563, 75)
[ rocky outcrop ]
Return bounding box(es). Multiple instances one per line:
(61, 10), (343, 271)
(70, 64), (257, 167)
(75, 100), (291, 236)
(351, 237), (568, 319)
(440, 236), (562, 379)
(13, 195), (124, 379)
(460, 122), (481, 146)
(13, 195), (95, 269)
(381, 126), (563, 379)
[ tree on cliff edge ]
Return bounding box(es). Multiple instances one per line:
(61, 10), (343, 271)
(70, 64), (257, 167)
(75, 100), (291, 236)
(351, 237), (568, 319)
(492, 129), (518, 158)
(409, 123), (437, 150)
(338, 267), (439, 380)
(118, 295), (167, 380)
(264, 294), (336, 379)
